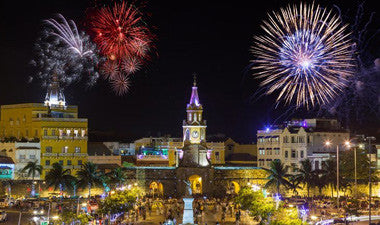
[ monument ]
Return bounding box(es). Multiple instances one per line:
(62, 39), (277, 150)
(181, 180), (195, 225)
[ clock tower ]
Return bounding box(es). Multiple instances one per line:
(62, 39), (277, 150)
(183, 75), (207, 146)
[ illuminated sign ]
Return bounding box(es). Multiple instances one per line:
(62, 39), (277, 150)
(0, 164), (14, 179)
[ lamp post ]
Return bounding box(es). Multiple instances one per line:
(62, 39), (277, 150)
(324, 140), (351, 216)
(365, 136), (376, 225)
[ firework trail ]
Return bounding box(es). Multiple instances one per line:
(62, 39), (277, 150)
(251, 2), (355, 109)
(88, 1), (154, 94)
(31, 15), (102, 88)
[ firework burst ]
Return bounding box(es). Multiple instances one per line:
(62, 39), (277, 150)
(251, 2), (355, 108)
(111, 73), (130, 95)
(31, 15), (102, 87)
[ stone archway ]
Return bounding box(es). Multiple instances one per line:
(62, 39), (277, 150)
(149, 181), (164, 197)
(189, 175), (202, 194)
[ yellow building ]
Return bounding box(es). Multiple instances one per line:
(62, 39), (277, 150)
(0, 80), (88, 178)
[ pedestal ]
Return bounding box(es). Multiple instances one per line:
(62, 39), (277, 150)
(181, 198), (195, 225)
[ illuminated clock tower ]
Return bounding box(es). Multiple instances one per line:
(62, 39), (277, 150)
(183, 75), (207, 146)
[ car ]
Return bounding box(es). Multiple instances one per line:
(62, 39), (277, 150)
(32, 208), (45, 216)
(0, 211), (7, 222)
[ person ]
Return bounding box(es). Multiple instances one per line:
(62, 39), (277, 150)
(235, 210), (241, 224)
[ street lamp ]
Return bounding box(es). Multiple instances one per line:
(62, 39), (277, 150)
(365, 136), (376, 225)
(324, 140), (351, 215)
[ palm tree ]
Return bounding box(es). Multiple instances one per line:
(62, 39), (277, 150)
(295, 159), (314, 197)
(263, 160), (291, 195)
(288, 175), (301, 196)
(108, 167), (128, 188)
(45, 163), (76, 196)
(76, 162), (103, 198)
(21, 161), (43, 197)
(312, 169), (327, 196)
(323, 159), (337, 197)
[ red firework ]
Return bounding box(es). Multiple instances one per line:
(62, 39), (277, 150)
(111, 73), (130, 95)
(89, 1), (153, 63)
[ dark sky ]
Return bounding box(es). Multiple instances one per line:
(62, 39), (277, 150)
(0, 0), (379, 143)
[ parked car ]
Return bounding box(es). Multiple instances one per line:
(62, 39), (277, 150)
(32, 207), (45, 216)
(0, 211), (7, 222)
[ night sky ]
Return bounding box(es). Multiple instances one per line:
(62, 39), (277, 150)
(0, 0), (379, 143)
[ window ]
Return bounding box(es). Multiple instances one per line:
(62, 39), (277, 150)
(52, 130), (56, 136)
(67, 160), (72, 165)
(19, 155), (26, 159)
(30, 155), (36, 159)
(291, 136), (296, 143)
(266, 148), (272, 155)
(300, 151), (304, 158)
(188, 114), (192, 121)
(291, 150), (296, 158)
(46, 146), (52, 153)
(44, 129), (48, 136)
(227, 145), (234, 151)
(74, 130), (78, 137)
(315, 161), (319, 170)
(26, 130), (29, 137)
(75, 147), (81, 153)
(215, 152), (220, 160)
(81, 130), (86, 137)
(285, 151), (288, 158)
(59, 160), (64, 165)
(45, 160), (50, 166)
(62, 146), (68, 153)
(78, 160), (82, 165)
(34, 130), (38, 137)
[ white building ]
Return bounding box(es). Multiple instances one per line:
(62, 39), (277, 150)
(14, 142), (41, 180)
(257, 118), (350, 173)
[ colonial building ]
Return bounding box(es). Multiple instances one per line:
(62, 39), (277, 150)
(124, 78), (266, 197)
(0, 79), (88, 178)
(257, 118), (350, 172)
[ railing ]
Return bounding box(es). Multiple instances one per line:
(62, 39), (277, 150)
(42, 136), (88, 140)
(44, 165), (53, 169)
(63, 165), (74, 169)
(59, 153), (73, 157)
(73, 165), (82, 169)
(42, 153), (58, 157)
(136, 155), (168, 161)
(73, 153), (88, 157)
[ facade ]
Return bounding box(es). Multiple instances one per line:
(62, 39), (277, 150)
(257, 119), (350, 172)
(14, 142), (41, 180)
(0, 156), (15, 180)
(88, 142), (122, 167)
(0, 80), (88, 178)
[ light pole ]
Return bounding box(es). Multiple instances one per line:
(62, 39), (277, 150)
(325, 140), (351, 216)
(365, 136), (376, 225)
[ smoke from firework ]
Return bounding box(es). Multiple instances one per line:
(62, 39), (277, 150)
(31, 15), (102, 88)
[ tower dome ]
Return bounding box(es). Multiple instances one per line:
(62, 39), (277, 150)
(44, 76), (66, 107)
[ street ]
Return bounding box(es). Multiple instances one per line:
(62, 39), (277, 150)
(1, 210), (33, 225)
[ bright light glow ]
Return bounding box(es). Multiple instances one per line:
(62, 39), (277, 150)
(344, 141), (351, 147)
(251, 185), (261, 192)
(110, 191), (115, 194)
(52, 215), (59, 220)
(33, 217), (39, 222)
(288, 204), (294, 208)
(81, 203), (87, 207)
(311, 215), (318, 220)
(324, 141), (331, 146)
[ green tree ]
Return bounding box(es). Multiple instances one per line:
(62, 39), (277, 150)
(323, 159), (337, 197)
(295, 159), (314, 197)
(235, 187), (275, 224)
(21, 161), (43, 197)
(98, 189), (138, 215)
(312, 169), (327, 196)
(340, 149), (378, 183)
(45, 163), (76, 195)
(270, 207), (304, 225)
(108, 167), (127, 188)
(288, 175), (301, 196)
(263, 160), (291, 195)
(76, 162), (104, 198)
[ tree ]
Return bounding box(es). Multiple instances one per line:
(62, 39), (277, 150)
(235, 187), (276, 224)
(45, 163), (76, 195)
(21, 161), (43, 197)
(108, 167), (127, 188)
(295, 159), (314, 197)
(98, 189), (138, 215)
(323, 159), (337, 197)
(288, 175), (301, 196)
(76, 162), (104, 198)
(270, 207), (304, 225)
(340, 149), (379, 183)
(263, 160), (291, 195)
(312, 169), (327, 196)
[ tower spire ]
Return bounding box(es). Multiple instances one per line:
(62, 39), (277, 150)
(193, 72), (197, 87)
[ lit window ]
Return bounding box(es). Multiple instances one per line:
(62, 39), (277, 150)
(44, 130), (48, 136)
(81, 130), (85, 137)
(62, 146), (68, 153)
(67, 130), (71, 136)
(75, 147), (81, 153)
(74, 130), (78, 137)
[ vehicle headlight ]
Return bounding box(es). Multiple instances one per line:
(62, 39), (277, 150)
(40, 210), (44, 214)
(33, 210), (37, 214)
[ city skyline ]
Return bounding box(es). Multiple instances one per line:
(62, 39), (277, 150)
(0, 0), (379, 143)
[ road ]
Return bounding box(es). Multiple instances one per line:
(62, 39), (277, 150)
(1, 210), (34, 225)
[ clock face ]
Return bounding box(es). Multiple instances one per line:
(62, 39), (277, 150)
(192, 131), (199, 138)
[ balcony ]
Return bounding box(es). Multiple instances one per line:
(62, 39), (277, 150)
(42, 153), (58, 157)
(43, 135), (59, 140)
(59, 153), (73, 157)
(73, 153), (88, 157)
(44, 165), (53, 169)
(73, 165), (82, 169)
(42, 135), (88, 141)
(136, 155), (168, 161)
(63, 165), (74, 169)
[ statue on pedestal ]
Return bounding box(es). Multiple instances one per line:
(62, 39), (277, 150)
(183, 180), (192, 196)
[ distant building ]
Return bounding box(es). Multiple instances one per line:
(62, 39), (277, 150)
(257, 118), (349, 172)
(0, 78), (88, 178)
(87, 142), (121, 173)
(103, 142), (135, 155)
(0, 156), (15, 180)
